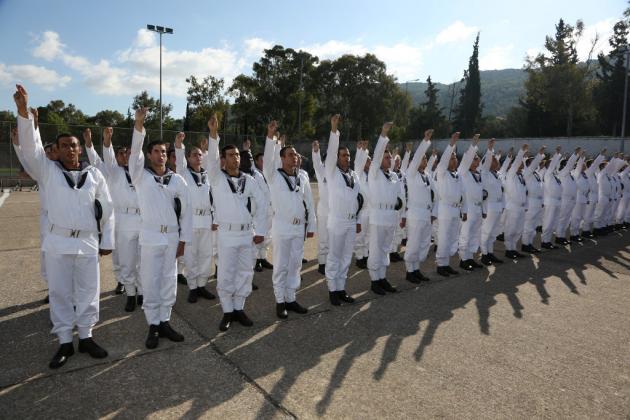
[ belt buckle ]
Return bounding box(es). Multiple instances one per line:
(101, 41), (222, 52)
(70, 229), (80, 238)
(160, 225), (168, 233)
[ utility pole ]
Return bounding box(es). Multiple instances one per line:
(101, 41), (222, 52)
(146, 25), (174, 140)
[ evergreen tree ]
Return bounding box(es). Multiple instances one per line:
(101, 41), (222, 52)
(454, 33), (482, 137)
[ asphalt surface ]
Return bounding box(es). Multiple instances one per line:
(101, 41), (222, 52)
(0, 188), (629, 419)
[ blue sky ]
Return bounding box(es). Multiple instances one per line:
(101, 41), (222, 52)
(0, 0), (625, 118)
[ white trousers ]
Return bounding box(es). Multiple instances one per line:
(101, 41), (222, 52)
(183, 228), (214, 289)
(570, 202), (586, 236)
(615, 197), (629, 224)
(325, 224), (357, 291)
(582, 201), (596, 231)
(140, 236), (179, 326)
(317, 210), (329, 265)
(39, 212), (48, 284)
(390, 218), (405, 253)
(436, 216), (460, 266)
(542, 204), (560, 242)
(555, 199), (575, 239)
(354, 210), (369, 259)
(404, 218), (432, 272)
(46, 253), (100, 343)
(217, 231), (254, 313)
(481, 210), (503, 254)
(593, 199), (610, 228)
(116, 229), (142, 296)
(458, 213), (482, 260)
(367, 224), (396, 281)
(272, 234), (304, 303)
(522, 206), (542, 246)
(255, 214), (272, 259)
(504, 208), (526, 250)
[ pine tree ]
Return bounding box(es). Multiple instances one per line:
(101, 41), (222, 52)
(454, 33), (482, 137)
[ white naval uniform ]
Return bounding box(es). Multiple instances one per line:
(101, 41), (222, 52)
(555, 153), (580, 239)
(503, 149), (528, 251)
(206, 137), (269, 313)
(85, 144), (143, 296)
(312, 148), (329, 266)
(402, 139), (432, 273)
(542, 152), (563, 243)
(569, 158), (589, 237)
(176, 146), (214, 290)
(521, 153), (545, 246)
(263, 138), (316, 304)
(435, 143), (476, 267)
(582, 154), (605, 232)
(324, 130), (361, 292)
(459, 149), (483, 261)
(594, 159), (617, 229)
(616, 166), (630, 224)
(367, 135), (404, 281)
(129, 128), (192, 326)
(252, 167), (272, 260)
(480, 149), (506, 254)
(353, 148), (370, 260)
(18, 113), (114, 344)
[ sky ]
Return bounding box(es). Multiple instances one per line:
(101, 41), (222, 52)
(0, 0), (626, 118)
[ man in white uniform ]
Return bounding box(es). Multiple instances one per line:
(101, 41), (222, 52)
(458, 134), (483, 270)
(521, 146), (546, 254)
(480, 139), (507, 264)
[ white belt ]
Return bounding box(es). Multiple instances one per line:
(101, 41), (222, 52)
(194, 209), (212, 216)
(219, 223), (252, 231)
(144, 224), (179, 234)
(118, 207), (141, 215)
(343, 213), (357, 220)
(49, 224), (97, 239)
(377, 203), (396, 210)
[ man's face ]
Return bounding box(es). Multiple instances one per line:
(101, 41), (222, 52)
(448, 152), (458, 171)
(337, 148), (351, 170)
(149, 145), (167, 168)
(222, 148), (241, 172)
(167, 152), (177, 169)
(381, 151), (392, 170)
(45, 144), (58, 161)
(116, 148), (129, 167)
(281, 147), (298, 170)
(57, 137), (81, 166)
(490, 156), (500, 171)
(188, 147), (203, 169)
(364, 157), (371, 172)
(419, 155), (428, 171)
(255, 156), (263, 171)
(470, 155), (480, 171)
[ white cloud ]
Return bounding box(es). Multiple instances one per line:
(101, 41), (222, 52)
(577, 18), (616, 61)
(244, 37), (273, 57)
(301, 40), (368, 60)
(0, 63), (71, 90)
(32, 31), (66, 61)
(480, 44), (515, 70)
(373, 43), (422, 81)
(435, 20), (478, 45)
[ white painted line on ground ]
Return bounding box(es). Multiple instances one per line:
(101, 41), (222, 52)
(0, 191), (10, 208)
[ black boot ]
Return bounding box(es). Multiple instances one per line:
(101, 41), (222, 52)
(329, 291), (341, 306)
(570, 235), (583, 243)
(286, 301), (308, 314)
(406, 271), (422, 284)
(145, 325), (159, 349)
(437, 266), (451, 277)
(414, 270), (430, 282)
(115, 282), (125, 294)
(124, 296), (136, 312)
(177, 273), (187, 285)
(379, 278), (397, 293)
(158, 321), (184, 342)
(78, 337), (108, 359)
(234, 310), (253, 327)
(337, 290), (355, 303)
(480, 254), (493, 266)
(355, 257), (367, 269)
(496, 233), (505, 241)
(260, 259), (273, 269)
(276, 303), (288, 319)
(541, 242), (557, 250)
(555, 237), (569, 246)
(470, 259), (483, 268)
(389, 252), (403, 262)
(459, 260), (474, 271)
(187, 288), (198, 303)
(255, 259), (263, 272)
(445, 266), (459, 275)
(505, 250), (518, 259)
(370, 281), (386, 295)
(49, 343), (74, 369)
(197, 287), (216, 300)
(219, 312), (233, 331)
(318, 264), (326, 275)
(136, 294), (143, 306)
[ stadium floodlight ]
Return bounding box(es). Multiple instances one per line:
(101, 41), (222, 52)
(146, 24), (174, 140)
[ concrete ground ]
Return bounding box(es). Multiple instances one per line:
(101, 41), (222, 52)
(0, 189), (629, 419)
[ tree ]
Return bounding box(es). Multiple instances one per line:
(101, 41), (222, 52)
(185, 75), (229, 132)
(454, 33), (482, 137)
(407, 76), (447, 138)
(131, 91), (173, 132)
(90, 110), (126, 127)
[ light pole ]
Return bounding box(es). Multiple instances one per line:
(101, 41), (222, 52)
(146, 24), (174, 140)
(620, 47), (630, 153)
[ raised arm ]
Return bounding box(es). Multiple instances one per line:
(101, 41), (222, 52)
(507, 145), (527, 179)
(324, 114), (341, 181)
(368, 122), (393, 181)
(83, 128), (106, 174)
(205, 115), (222, 182)
(408, 129), (433, 176)
(101, 127), (120, 176)
(458, 134), (480, 173)
(437, 132), (459, 174)
(572, 153), (585, 178)
(481, 139), (495, 172)
(14, 86), (51, 182)
(174, 132), (187, 176)
(400, 143), (411, 176)
(263, 120), (278, 182)
(311, 141), (326, 183)
(559, 148), (580, 178)
(523, 146), (545, 179)
(585, 150), (606, 177)
(354, 140), (369, 175)
(129, 108), (148, 186)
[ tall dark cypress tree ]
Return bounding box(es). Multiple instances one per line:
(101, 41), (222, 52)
(454, 33), (482, 137)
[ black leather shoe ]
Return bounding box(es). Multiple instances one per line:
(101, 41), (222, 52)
(115, 282), (125, 294)
(197, 287), (216, 300)
(555, 237), (569, 245)
(337, 290), (355, 303)
(158, 321), (184, 342)
(355, 257), (367, 269)
(78, 337), (108, 359)
(177, 273), (187, 285)
(146, 325), (159, 349)
(187, 288), (198, 303)
(276, 303), (288, 319)
(541, 242), (558, 250)
(302, 258), (308, 264)
(318, 264), (326, 275)
(505, 250), (517, 259)
(521, 244), (534, 253)
(496, 233), (505, 242)
(480, 254), (493, 266)
(414, 270), (430, 282)
(255, 260), (263, 272)
(49, 343), (74, 369)
(124, 296), (136, 312)
(234, 310), (253, 327)
(260, 259), (273, 269)
(536, 226), (542, 233)
(513, 251), (525, 258)
(219, 312), (233, 331)
(570, 235), (583, 243)
(370, 281), (386, 295)
(286, 301), (308, 314)
(329, 291), (341, 306)
(470, 259), (483, 268)
(581, 231), (594, 239)
(437, 266), (451, 277)
(406, 271), (422, 284)
(445, 266), (459, 275)
(136, 294), (143, 306)
(489, 253), (504, 264)
(389, 252), (403, 262)
(379, 278), (397, 292)
(44, 294), (50, 304)
(459, 260), (474, 271)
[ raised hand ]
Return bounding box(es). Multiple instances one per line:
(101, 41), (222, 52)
(405, 142), (413, 152)
(488, 138), (496, 150)
(13, 84), (28, 118)
(267, 120), (278, 139)
(522, 143), (529, 152)
(135, 107), (148, 132)
(449, 131), (460, 146)
(29, 107), (39, 130)
(242, 138), (251, 151)
(538, 145), (546, 155)
(175, 132), (185, 149)
(83, 128), (93, 148)
(279, 134), (287, 147)
(208, 114), (219, 138)
(424, 129), (434, 141)
(200, 137), (208, 152)
(381, 122), (394, 137)
(555, 145), (562, 154)
(312, 140), (320, 153)
(103, 127), (113, 148)
(574, 147), (582, 155)
(331, 114), (340, 132)
(472, 133), (481, 146)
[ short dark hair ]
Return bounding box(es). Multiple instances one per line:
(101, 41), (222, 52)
(44, 143), (54, 152)
(147, 140), (168, 154)
(337, 146), (349, 156)
(254, 152), (264, 161)
(115, 146), (128, 154)
(559, 159), (567, 170)
(279, 145), (295, 157)
(167, 147), (176, 157)
(221, 144), (238, 158)
(55, 133), (76, 145)
(186, 146), (202, 157)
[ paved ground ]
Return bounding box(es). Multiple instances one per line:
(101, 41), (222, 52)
(0, 189), (629, 419)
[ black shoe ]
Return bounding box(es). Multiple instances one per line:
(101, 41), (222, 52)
(337, 290), (355, 303)
(302, 258), (308, 264)
(44, 294), (50, 304)
(125, 296), (136, 312)
(78, 337), (108, 359)
(318, 264), (326, 275)
(219, 312), (233, 331)
(541, 242), (558, 250)
(505, 250), (518, 259)
(389, 252), (403, 262)
(136, 294), (143, 306)
(260, 259), (273, 269)
(370, 281), (386, 295)
(481, 254), (493, 266)
(379, 278), (397, 292)
(234, 310), (253, 327)
(406, 271), (422, 284)
(521, 244), (534, 253)
(445, 266), (459, 275)
(329, 291), (342, 305)
(489, 253), (504, 264)
(158, 321), (184, 342)
(414, 270), (430, 282)
(355, 257), (367, 269)
(145, 325), (159, 349)
(197, 287), (216, 300)
(177, 273), (187, 285)
(49, 343), (74, 369)
(401, 238), (407, 246)
(437, 266), (451, 277)
(252, 282), (259, 291)
(115, 282), (125, 294)
(286, 301), (308, 314)
(187, 288), (198, 303)
(255, 260), (263, 272)
(470, 259), (483, 268)
(276, 303), (288, 319)
(459, 260), (474, 271)
(570, 235), (583, 243)
(536, 226), (542, 233)
(581, 231), (594, 239)
(496, 233), (505, 242)
(555, 237), (569, 246)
